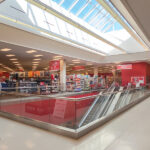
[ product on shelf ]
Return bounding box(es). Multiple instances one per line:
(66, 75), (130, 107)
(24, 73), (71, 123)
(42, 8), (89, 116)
(51, 72), (60, 93)
(66, 74), (91, 92)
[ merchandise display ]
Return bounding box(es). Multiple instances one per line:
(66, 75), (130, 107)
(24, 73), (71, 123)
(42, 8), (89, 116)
(66, 74), (101, 92)
(66, 74), (87, 92)
(7, 71), (60, 94)
(50, 72), (60, 93)
(0, 61), (117, 95)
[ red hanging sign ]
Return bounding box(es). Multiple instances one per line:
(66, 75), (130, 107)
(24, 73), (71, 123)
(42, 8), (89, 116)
(49, 60), (60, 71)
(72, 66), (85, 70)
(117, 64), (132, 70)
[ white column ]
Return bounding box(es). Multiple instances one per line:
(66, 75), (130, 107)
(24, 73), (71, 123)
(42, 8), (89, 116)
(94, 67), (98, 85)
(60, 59), (66, 92)
(94, 67), (98, 76)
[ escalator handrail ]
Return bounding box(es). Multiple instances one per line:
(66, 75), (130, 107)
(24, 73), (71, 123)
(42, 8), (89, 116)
(78, 83), (115, 127)
(78, 92), (102, 128)
(118, 86), (131, 109)
(104, 87), (123, 116)
(96, 86), (116, 118)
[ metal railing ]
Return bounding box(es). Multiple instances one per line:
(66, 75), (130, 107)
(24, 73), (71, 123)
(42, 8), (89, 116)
(0, 85), (149, 138)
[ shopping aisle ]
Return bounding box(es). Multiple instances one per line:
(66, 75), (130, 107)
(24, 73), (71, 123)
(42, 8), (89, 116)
(1, 97), (150, 150)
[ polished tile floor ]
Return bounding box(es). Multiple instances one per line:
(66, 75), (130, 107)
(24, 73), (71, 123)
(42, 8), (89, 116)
(1, 97), (150, 150)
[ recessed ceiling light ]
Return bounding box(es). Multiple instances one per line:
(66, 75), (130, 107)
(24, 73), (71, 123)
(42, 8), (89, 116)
(10, 58), (18, 61)
(87, 63), (93, 65)
(32, 62), (39, 64)
(72, 59), (80, 62)
(33, 58), (41, 60)
(53, 58), (61, 61)
(12, 61), (19, 64)
(6, 54), (15, 57)
(34, 55), (43, 57)
(26, 50), (37, 53)
(15, 64), (21, 66)
(115, 62), (121, 64)
(53, 56), (63, 58)
(73, 62), (80, 64)
(69, 64), (74, 65)
(1, 48), (11, 51)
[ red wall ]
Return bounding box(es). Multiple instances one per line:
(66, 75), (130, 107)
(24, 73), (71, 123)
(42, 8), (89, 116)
(121, 62), (149, 86)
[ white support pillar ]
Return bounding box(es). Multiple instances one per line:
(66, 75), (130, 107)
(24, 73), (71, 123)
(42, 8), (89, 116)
(94, 67), (98, 77)
(94, 67), (98, 85)
(60, 59), (66, 92)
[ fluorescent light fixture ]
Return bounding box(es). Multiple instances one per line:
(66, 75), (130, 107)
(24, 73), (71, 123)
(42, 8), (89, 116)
(10, 58), (18, 61)
(1, 48), (11, 51)
(26, 50), (37, 53)
(6, 54), (15, 57)
(34, 54), (43, 57)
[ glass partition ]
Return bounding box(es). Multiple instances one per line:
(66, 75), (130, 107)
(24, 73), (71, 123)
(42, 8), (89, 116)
(0, 85), (149, 135)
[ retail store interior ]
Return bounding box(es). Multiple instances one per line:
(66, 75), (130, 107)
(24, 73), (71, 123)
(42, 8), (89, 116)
(1, 0), (150, 149)
(0, 41), (117, 94)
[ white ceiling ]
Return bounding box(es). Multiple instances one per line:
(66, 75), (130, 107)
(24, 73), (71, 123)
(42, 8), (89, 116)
(0, 41), (114, 73)
(1, 41), (150, 74)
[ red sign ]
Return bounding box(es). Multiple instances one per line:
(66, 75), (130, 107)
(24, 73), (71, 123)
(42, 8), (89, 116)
(49, 60), (60, 71)
(117, 64), (132, 70)
(72, 66), (85, 70)
(131, 76), (144, 84)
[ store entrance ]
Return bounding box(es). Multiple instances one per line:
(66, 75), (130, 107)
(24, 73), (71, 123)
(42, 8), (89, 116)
(0, 41), (118, 96)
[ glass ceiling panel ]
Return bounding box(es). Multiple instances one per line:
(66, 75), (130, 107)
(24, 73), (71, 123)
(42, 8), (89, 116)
(70, 0), (87, 15)
(52, 0), (61, 4)
(85, 7), (99, 22)
(26, 0), (144, 55)
(61, 0), (76, 10)
(52, 0), (123, 33)
(78, 3), (93, 19)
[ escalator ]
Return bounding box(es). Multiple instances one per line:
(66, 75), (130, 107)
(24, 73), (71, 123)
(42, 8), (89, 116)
(78, 84), (140, 127)
(78, 83), (116, 127)
(78, 84), (147, 128)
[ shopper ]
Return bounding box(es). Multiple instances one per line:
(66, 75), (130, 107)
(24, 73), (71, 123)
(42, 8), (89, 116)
(0, 78), (2, 95)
